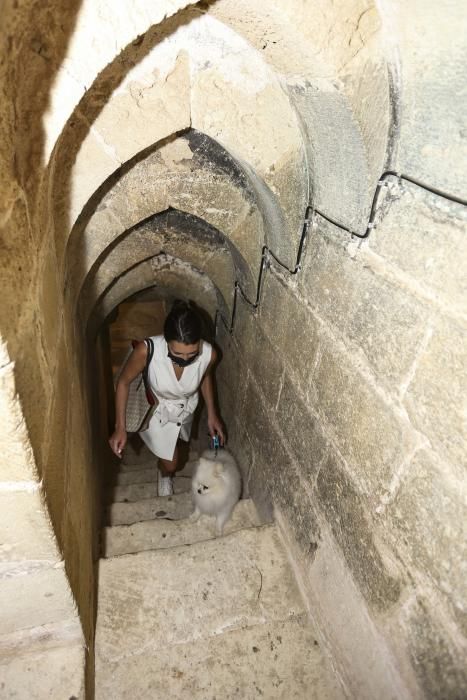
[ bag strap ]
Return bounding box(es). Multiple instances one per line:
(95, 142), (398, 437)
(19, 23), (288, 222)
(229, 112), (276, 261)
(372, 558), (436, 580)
(143, 337), (154, 382)
(142, 337), (156, 405)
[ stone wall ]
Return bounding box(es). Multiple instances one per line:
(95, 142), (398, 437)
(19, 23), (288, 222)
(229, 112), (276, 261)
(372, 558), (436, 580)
(0, 0), (465, 697)
(217, 179), (467, 698)
(0, 2), (95, 696)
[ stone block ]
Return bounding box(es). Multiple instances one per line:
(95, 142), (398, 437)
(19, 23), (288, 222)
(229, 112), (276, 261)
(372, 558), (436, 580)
(96, 525), (306, 662)
(314, 335), (417, 492)
(108, 481), (158, 504)
(298, 221), (358, 332)
(10, 326), (52, 475)
(70, 125), (121, 225)
(388, 449), (467, 633)
(259, 272), (320, 395)
(103, 499), (261, 557)
(403, 598), (467, 700)
(245, 323), (283, 409)
(38, 244), (61, 366)
(405, 316), (467, 468)
(346, 269), (429, 390)
(266, 149), (308, 266)
(114, 467), (157, 487)
(243, 379), (283, 467)
(191, 57), (306, 252)
(216, 338), (249, 419)
(0, 352), (38, 482)
(42, 350), (70, 542)
(231, 293), (257, 356)
(278, 476), (321, 560)
(393, 2), (466, 200)
(106, 492), (193, 527)
(0, 490), (60, 565)
(300, 219), (429, 390)
(95, 52), (190, 165)
(244, 380), (320, 555)
(96, 615), (342, 700)
(370, 185), (467, 315)
(276, 372), (328, 481)
(0, 642), (84, 700)
(226, 417), (255, 496)
(317, 452), (402, 612)
(243, 380), (291, 521)
(300, 524), (411, 700)
(0, 567), (78, 635)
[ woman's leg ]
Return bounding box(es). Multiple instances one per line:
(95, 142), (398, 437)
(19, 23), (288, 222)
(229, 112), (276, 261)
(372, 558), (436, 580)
(159, 445), (178, 475)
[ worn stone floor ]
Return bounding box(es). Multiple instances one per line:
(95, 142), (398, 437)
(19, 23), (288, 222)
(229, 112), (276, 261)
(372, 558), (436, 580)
(95, 444), (344, 699)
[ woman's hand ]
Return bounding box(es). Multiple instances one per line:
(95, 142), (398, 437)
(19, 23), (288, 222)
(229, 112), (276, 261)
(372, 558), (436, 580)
(109, 427), (127, 458)
(208, 414), (225, 445)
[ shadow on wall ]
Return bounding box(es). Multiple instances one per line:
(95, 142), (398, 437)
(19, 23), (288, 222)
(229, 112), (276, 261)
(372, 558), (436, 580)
(0, 2), (92, 697)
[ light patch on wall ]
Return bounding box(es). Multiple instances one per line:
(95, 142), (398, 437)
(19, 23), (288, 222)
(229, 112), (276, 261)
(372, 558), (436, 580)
(42, 0), (198, 162)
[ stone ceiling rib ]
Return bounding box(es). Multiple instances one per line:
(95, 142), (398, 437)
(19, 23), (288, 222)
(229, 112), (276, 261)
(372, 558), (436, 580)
(66, 132), (267, 309)
(88, 254), (223, 339)
(79, 210), (236, 326)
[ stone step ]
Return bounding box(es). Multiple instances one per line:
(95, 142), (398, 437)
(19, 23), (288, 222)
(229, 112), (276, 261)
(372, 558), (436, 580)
(114, 467), (156, 486)
(102, 499), (262, 557)
(107, 482), (158, 503)
(120, 442), (200, 469)
(117, 460), (157, 473)
(121, 441), (154, 466)
(106, 492), (193, 527)
(95, 525), (343, 700)
(116, 459), (197, 477)
(107, 475), (191, 503)
(96, 616), (342, 700)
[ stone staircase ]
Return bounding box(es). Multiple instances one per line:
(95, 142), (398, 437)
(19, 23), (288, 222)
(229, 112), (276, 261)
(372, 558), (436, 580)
(95, 443), (344, 699)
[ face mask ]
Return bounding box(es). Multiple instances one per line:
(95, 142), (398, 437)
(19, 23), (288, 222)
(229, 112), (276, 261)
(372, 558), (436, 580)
(168, 351), (199, 368)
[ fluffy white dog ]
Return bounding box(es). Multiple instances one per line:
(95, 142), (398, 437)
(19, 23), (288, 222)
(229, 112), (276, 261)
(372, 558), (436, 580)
(191, 448), (241, 535)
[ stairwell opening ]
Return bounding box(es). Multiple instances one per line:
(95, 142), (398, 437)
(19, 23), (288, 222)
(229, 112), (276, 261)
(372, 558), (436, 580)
(1, 1), (466, 698)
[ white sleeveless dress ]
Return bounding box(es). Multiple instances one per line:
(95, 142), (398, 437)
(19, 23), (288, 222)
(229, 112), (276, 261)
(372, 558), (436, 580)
(140, 335), (212, 460)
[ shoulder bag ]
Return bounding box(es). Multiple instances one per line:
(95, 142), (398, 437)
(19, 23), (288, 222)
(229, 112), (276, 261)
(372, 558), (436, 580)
(116, 338), (158, 433)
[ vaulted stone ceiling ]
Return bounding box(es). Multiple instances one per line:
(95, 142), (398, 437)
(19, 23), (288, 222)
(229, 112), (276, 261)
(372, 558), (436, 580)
(42, 0), (392, 336)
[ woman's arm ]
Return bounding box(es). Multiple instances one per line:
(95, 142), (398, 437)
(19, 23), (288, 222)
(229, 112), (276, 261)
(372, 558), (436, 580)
(109, 342), (148, 457)
(200, 347), (225, 445)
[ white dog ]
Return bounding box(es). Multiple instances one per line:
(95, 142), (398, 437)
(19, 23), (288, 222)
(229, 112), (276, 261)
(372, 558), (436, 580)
(191, 448), (241, 535)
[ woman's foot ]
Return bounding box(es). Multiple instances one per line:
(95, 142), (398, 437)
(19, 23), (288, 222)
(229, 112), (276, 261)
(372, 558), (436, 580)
(158, 471), (174, 497)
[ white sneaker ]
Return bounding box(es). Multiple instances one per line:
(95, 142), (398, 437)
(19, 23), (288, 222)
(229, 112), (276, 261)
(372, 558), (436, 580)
(158, 472), (174, 497)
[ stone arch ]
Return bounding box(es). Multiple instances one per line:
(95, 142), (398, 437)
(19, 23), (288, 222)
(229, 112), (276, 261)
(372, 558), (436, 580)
(50, 10), (309, 257)
(88, 253), (223, 339)
(49, 0), (393, 274)
(66, 131), (271, 308)
(78, 209), (239, 327)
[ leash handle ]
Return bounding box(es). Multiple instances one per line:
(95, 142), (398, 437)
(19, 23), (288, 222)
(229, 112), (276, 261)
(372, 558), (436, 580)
(210, 433), (220, 457)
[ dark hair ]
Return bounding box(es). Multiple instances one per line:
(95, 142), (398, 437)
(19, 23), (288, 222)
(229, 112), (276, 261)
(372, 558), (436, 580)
(164, 300), (202, 344)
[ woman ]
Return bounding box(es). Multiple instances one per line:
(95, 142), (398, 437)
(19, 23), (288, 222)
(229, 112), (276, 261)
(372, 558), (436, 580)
(109, 300), (225, 496)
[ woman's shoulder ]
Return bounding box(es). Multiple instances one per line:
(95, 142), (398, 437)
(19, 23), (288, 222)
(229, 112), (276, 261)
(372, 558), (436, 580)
(145, 335), (165, 356)
(145, 334), (164, 344)
(200, 339), (214, 362)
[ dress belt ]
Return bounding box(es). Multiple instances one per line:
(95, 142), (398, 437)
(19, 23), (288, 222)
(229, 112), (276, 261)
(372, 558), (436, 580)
(157, 398), (191, 427)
